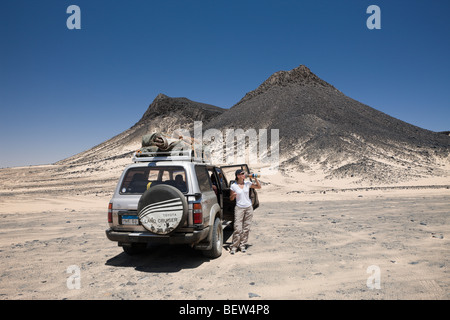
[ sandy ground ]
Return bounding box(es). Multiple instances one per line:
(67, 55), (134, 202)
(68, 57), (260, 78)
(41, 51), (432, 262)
(0, 164), (449, 300)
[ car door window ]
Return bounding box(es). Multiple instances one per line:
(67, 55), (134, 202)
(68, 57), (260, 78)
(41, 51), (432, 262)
(195, 165), (213, 192)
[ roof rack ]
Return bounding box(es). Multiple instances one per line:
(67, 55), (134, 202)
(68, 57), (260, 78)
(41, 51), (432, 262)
(132, 149), (211, 164)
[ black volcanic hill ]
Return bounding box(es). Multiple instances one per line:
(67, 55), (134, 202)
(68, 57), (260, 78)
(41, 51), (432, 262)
(204, 65), (450, 183)
(139, 93), (224, 123)
(57, 94), (225, 165)
(58, 65), (449, 184)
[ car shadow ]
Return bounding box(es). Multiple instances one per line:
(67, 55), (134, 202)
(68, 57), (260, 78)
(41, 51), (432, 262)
(105, 244), (210, 273)
(105, 228), (234, 273)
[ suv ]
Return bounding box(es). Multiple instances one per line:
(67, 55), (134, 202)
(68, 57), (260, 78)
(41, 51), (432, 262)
(105, 152), (259, 258)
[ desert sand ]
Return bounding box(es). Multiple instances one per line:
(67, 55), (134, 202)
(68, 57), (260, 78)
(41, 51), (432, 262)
(0, 162), (449, 300)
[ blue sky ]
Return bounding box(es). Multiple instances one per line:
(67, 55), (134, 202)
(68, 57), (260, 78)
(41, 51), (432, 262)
(1, 0), (449, 167)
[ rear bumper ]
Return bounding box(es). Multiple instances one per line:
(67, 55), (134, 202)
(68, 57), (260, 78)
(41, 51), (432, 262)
(105, 227), (209, 245)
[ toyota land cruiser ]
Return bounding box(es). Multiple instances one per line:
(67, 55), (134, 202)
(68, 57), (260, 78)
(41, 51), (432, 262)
(105, 151), (259, 258)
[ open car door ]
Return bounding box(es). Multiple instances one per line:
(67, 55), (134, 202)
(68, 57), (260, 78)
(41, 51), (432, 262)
(219, 164), (260, 222)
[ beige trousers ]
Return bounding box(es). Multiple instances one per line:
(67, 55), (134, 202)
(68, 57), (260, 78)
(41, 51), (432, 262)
(231, 205), (253, 250)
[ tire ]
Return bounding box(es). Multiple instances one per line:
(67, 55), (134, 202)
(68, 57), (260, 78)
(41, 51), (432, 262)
(202, 217), (223, 259)
(122, 243), (147, 255)
(137, 184), (188, 235)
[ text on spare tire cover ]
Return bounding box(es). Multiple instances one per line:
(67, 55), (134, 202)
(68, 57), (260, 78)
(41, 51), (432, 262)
(139, 198), (184, 234)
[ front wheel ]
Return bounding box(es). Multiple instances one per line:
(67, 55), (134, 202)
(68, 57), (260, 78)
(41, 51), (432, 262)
(202, 217), (223, 259)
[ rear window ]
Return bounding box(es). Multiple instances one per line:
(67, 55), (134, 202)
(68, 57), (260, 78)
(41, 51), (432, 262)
(119, 166), (187, 194)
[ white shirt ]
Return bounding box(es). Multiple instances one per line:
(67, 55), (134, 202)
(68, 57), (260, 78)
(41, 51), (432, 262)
(230, 181), (253, 208)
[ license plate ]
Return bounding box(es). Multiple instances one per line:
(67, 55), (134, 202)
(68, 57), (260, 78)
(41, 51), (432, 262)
(121, 215), (139, 225)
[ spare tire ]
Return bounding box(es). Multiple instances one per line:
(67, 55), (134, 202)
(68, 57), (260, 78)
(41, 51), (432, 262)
(137, 185), (188, 235)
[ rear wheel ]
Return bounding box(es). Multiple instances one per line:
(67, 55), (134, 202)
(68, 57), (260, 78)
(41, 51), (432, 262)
(122, 243), (147, 255)
(202, 217), (223, 259)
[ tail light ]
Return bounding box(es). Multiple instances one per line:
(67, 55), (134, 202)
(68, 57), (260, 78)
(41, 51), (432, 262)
(108, 203), (113, 223)
(193, 203), (202, 224)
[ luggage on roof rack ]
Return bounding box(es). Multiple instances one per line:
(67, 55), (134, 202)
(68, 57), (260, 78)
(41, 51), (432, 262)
(133, 132), (210, 163)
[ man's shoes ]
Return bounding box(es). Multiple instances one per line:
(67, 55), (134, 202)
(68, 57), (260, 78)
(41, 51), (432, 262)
(230, 248), (236, 255)
(240, 246), (247, 253)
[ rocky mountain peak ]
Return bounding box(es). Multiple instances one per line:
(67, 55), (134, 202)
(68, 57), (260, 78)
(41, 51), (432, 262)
(138, 93), (225, 124)
(265, 65), (321, 85)
(236, 65), (339, 106)
(154, 93), (169, 100)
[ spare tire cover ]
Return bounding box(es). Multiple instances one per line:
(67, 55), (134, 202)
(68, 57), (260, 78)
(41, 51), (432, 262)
(137, 185), (188, 235)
